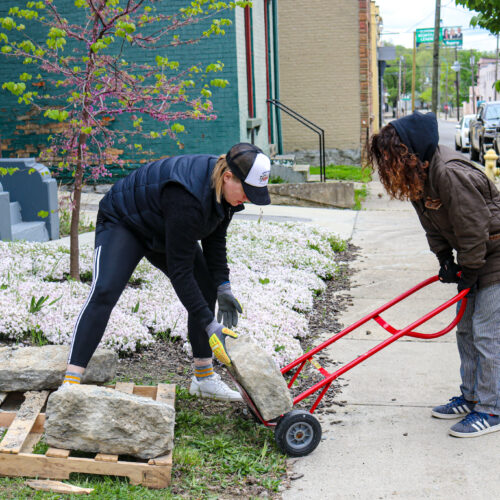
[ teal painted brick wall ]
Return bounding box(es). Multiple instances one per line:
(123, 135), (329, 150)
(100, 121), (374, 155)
(0, 1), (248, 181)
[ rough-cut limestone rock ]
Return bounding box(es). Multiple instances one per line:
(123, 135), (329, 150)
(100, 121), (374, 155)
(45, 384), (175, 459)
(226, 336), (293, 421)
(0, 346), (117, 391)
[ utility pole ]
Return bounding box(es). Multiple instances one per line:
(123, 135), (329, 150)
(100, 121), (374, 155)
(470, 53), (476, 113)
(397, 55), (402, 118)
(412, 31), (416, 112)
(444, 51), (449, 119)
(495, 33), (499, 101)
(403, 57), (407, 115)
(431, 0), (441, 115)
(452, 48), (461, 121)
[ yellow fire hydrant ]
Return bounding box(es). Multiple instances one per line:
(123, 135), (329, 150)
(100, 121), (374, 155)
(484, 148), (499, 181)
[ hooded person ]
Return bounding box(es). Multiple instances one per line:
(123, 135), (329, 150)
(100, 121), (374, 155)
(63, 143), (272, 402)
(369, 111), (500, 438)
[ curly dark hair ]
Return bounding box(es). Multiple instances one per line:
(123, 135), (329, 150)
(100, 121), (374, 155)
(368, 124), (428, 201)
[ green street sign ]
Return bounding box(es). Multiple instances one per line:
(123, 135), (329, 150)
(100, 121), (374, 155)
(416, 28), (436, 46)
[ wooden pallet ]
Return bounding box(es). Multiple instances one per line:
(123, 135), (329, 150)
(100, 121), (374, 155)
(0, 382), (175, 489)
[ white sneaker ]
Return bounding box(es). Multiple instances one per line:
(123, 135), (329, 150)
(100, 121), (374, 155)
(189, 373), (243, 402)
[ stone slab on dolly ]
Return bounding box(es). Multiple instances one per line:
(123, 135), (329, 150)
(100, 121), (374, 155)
(0, 345), (117, 392)
(45, 384), (175, 459)
(226, 335), (293, 421)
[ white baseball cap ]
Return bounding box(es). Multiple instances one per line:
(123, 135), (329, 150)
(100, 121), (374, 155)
(225, 143), (271, 205)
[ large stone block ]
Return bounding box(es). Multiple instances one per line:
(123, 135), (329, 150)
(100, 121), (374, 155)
(0, 345), (117, 391)
(226, 336), (293, 421)
(45, 385), (175, 459)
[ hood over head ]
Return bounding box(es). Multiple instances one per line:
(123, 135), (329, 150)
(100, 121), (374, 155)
(390, 111), (439, 163)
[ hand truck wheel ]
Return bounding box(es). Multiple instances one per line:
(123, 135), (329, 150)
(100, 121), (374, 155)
(274, 410), (322, 457)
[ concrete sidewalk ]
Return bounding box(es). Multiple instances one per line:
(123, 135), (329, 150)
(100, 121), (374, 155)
(278, 183), (500, 499)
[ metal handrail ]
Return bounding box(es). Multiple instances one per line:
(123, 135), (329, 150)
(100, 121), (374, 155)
(267, 99), (326, 182)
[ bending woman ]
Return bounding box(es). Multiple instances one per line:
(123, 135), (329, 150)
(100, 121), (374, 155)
(369, 112), (500, 438)
(64, 143), (271, 401)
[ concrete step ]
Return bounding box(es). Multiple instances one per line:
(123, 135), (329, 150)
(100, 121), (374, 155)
(11, 221), (49, 242)
(10, 201), (22, 224)
(292, 164), (312, 181)
(270, 164), (308, 183)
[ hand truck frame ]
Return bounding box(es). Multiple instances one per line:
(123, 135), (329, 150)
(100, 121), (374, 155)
(232, 276), (469, 456)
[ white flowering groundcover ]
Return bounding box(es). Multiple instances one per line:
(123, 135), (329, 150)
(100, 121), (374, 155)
(0, 220), (345, 366)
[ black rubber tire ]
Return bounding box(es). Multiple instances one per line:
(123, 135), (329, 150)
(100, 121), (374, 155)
(274, 410), (322, 457)
(470, 143), (479, 162)
(455, 139), (460, 151)
(479, 142), (485, 165)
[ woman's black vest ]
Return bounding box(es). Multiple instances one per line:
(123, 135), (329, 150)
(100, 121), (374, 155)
(99, 154), (224, 250)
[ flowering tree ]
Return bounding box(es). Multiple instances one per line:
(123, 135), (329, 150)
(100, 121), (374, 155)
(0, 0), (249, 278)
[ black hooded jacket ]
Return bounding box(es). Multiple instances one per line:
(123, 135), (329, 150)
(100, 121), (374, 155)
(390, 111), (439, 163)
(390, 112), (500, 289)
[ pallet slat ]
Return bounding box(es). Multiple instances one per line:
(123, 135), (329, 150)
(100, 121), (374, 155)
(0, 412), (45, 433)
(0, 391), (49, 454)
(156, 383), (175, 404)
(0, 452), (170, 488)
(25, 479), (94, 495)
(94, 453), (118, 463)
(46, 448), (70, 459)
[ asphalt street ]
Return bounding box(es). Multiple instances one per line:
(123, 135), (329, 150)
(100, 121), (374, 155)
(437, 117), (459, 150)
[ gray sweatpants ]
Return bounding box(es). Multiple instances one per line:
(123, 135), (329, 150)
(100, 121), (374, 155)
(456, 282), (500, 415)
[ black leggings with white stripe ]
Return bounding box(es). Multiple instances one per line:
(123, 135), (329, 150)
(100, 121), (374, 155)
(68, 216), (215, 368)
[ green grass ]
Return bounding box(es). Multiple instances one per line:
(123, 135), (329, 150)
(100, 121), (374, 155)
(0, 385), (286, 499)
(269, 175), (285, 184)
(354, 185), (368, 211)
(310, 164), (372, 183)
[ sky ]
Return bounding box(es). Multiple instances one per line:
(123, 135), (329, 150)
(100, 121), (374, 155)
(376, 0), (499, 54)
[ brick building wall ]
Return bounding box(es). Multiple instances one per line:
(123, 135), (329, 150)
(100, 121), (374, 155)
(0, 2), (272, 180)
(277, 0), (361, 153)
(370, 1), (381, 132)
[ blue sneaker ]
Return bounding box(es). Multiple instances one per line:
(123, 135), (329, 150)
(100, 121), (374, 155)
(449, 411), (500, 438)
(431, 395), (475, 419)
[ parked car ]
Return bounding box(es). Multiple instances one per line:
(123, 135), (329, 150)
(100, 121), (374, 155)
(493, 125), (500, 164)
(469, 101), (500, 164)
(455, 114), (474, 152)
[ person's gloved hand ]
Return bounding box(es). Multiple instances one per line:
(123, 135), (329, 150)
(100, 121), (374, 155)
(206, 319), (238, 366)
(438, 258), (461, 283)
(217, 282), (243, 329)
(457, 266), (478, 293)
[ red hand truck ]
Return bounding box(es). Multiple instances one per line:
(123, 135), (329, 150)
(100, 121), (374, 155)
(233, 276), (469, 457)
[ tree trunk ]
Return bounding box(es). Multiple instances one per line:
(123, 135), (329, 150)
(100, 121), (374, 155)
(69, 138), (87, 280)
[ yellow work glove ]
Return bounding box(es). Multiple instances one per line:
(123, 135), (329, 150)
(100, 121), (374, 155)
(206, 320), (238, 366)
